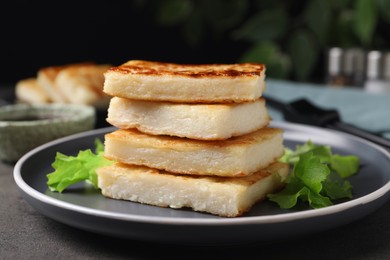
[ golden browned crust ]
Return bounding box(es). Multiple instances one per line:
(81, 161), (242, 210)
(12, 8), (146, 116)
(113, 162), (287, 186)
(103, 60), (266, 103)
(105, 127), (283, 149)
(107, 60), (265, 78)
(103, 127), (284, 177)
(15, 78), (51, 104)
(36, 62), (97, 103)
(38, 62), (95, 81)
(97, 161), (289, 217)
(56, 64), (111, 98)
(105, 97), (270, 140)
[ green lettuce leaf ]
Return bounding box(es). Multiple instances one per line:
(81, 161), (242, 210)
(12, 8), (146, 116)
(268, 140), (360, 209)
(279, 140), (332, 164)
(330, 154), (360, 178)
(293, 152), (330, 193)
(46, 139), (114, 193)
(323, 178), (353, 200)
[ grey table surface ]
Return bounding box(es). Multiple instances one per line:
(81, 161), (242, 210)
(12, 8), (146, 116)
(2, 84), (390, 259)
(1, 157), (390, 259)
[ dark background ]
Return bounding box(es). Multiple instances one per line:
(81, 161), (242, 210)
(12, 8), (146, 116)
(1, 0), (389, 88)
(0, 1), (246, 86)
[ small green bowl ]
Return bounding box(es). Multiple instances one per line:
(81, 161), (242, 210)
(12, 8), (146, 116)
(0, 103), (96, 163)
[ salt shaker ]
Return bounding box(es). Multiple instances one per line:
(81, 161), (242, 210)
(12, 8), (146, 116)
(327, 47), (347, 87)
(364, 50), (390, 93)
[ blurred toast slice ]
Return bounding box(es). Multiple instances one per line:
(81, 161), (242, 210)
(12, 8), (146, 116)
(103, 60), (266, 103)
(37, 62), (92, 103)
(55, 63), (111, 108)
(15, 78), (51, 104)
(96, 161), (289, 217)
(103, 127), (284, 177)
(107, 97), (270, 140)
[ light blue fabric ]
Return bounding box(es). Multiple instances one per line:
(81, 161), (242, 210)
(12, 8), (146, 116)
(265, 79), (390, 139)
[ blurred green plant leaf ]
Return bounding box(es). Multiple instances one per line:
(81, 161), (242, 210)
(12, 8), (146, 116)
(377, 0), (390, 24)
(287, 30), (318, 81)
(148, 0), (385, 82)
(329, 0), (353, 10)
(353, 0), (377, 46)
(182, 9), (204, 47)
(156, 0), (192, 26)
(329, 10), (357, 47)
(203, 0), (248, 32)
(305, 0), (331, 45)
(253, 0), (286, 9)
(232, 9), (288, 42)
(239, 41), (291, 79)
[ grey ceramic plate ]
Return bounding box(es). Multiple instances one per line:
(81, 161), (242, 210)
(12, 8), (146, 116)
(13, 122), (390, 245)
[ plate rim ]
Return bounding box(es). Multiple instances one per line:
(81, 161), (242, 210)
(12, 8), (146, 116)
(13, 122), (390, 226)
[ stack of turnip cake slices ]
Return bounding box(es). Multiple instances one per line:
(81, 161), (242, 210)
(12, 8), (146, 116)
(96, 60), (289, 217)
